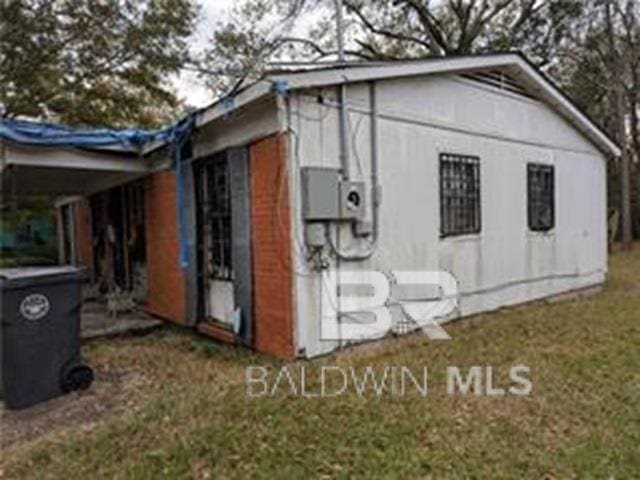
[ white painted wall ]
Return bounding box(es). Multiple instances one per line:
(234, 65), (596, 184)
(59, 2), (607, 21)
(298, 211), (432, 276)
(193, 97), (281, 159)
(287, 74), (608, 358)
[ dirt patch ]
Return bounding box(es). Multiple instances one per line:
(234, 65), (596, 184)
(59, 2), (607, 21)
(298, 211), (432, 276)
(81, 302), (165, 340)
(1, 366), (139, 450)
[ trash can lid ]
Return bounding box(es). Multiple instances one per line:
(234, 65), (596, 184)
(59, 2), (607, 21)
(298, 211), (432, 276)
(0, 265), (82, 283)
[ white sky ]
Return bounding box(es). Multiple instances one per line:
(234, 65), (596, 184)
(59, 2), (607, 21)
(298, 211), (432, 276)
(174, 0), (237, 108)
(176, 0), (326, 108)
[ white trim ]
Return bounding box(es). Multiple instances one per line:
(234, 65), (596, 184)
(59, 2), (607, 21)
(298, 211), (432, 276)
(194, 81), (274, 131)
(54, 196), (84, 208)
(269, 55), (520, 89)
(451, 75), (542, 106)
(3, 143), (153, 172)
(513, 59), (620, 157)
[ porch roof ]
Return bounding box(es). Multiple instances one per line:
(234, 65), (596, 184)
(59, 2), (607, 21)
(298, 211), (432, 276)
(0, 117), (192, 198)
(0, 140), (155, 198)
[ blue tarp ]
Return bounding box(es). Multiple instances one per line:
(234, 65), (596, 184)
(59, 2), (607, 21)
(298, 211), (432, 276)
(0, 117), (189, 152)
(0, 115), (197, 269)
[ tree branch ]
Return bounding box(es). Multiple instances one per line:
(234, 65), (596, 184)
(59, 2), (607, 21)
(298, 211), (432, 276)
(344, 0), (432, 53)
(401, 0), (450, 55)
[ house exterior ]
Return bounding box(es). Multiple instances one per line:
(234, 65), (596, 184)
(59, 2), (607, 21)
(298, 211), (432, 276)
(0, 53), (620, 359)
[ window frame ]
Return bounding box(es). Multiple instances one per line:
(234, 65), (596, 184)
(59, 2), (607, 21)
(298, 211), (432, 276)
(202, 155), (233, 281)
(527, 163), (555, 233)
(439, 152), (482, 238)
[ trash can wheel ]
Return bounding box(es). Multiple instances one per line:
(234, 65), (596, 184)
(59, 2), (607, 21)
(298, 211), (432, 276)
(61, 364), (94, 392)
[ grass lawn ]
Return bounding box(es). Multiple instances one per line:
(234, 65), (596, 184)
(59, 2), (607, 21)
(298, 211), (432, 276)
(2, 246), (639, 479)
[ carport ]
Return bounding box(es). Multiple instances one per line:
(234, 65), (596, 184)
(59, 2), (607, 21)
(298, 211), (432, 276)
(0, 124), (159, 269)
(1, 117), (198, 330)
(1, 143), (155, 200)
(0, 119), (180, 335)
(0, 123), (163, 199)
(0, 119), (174, 298)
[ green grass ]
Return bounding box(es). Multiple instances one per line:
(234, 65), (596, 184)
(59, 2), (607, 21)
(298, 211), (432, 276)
(2, 246), (640, 479)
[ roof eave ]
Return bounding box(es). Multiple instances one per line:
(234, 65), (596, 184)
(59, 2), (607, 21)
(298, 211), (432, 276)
(190, 53), (621, 159)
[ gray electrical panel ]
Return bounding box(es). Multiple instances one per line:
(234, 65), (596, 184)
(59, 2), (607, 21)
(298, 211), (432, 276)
(301, 167), (340, 220)
(301, 167), (366, 221)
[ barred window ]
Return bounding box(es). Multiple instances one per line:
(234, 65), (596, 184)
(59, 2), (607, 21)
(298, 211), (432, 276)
(440, 153), (481, 237)
(528, 163), (555, 232)
(204, 156), (233, 280)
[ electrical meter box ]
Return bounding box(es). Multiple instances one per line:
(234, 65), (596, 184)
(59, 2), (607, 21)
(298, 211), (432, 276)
(339, 180), (366, 220)
(301, 167), (365, 221)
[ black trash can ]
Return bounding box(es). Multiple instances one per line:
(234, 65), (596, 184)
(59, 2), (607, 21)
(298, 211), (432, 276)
(1, 266), (93, 409)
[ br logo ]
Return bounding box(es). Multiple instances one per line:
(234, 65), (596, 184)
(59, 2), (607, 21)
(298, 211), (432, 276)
(320, 270), (459, 341)
(20, 293), (51, 321)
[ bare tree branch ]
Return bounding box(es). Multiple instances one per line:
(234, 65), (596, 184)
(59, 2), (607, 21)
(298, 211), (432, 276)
(402, 0), (450, 55)
(344, 0), (432, 53)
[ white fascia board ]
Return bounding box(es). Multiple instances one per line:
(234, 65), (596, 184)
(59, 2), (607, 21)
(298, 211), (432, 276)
(54, 196), (84, 208)
(190, 53), (620, 159)
(141, 138), (169, 156)
(188, 58), (518, 142)
(268, 54), (520, 90)
(138, 80), (275, 157)
(195, 80), (274, 129)
(270, 54), (619, 158)
(5, 143), (153, 173)
(511, 58), (621, 158)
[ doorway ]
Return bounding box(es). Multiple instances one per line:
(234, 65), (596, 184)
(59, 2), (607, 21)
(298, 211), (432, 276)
(196, 153), (235, 326)
(194, 148), (253, 342)
(89, 179), (147, 301)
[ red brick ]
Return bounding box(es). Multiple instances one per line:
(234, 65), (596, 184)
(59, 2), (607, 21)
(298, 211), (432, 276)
(249, 134), (295, 359)
(144, 171), (187, 324)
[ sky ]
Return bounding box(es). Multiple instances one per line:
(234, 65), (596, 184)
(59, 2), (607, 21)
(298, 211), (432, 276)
(175, 0), (237, 108)
(176, 0), (326, 108)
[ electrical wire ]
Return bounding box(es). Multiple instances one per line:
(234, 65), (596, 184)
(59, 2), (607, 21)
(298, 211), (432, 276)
(348, 110), (366, 178)
(272, 97), (326, 278)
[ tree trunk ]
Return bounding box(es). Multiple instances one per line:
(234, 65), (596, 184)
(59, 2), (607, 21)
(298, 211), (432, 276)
(617, 94), (633, 250)
(605, 0), (633, 250)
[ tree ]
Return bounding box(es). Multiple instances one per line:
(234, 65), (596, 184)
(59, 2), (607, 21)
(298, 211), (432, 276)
(199, 0), (582, 89)
(342, 0), (582, 64)
(554, 0), (639, 248)
(198, 0), (361, 94)
(201, 0), (638, 244)
(0, 0), (198, 128)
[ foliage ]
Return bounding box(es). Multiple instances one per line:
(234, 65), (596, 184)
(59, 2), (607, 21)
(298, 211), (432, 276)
(199, 0), (334, 94)
(0, 0), (198, 128)
(1, 196), (53, 228)
(342, 0), (583, 64)
(1, 197), (57, 265)
(199, 0), (585, 90)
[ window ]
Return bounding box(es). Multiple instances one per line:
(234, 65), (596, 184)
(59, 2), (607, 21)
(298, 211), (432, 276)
(203, 156), (233, 280)
(527, 163), (555, 232)
(440, 153), (481, 237)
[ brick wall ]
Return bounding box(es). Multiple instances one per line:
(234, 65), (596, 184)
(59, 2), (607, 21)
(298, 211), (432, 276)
(72, 199), (93, 276)
(249, 134), (295, 359)
(145, 171), (187, 324)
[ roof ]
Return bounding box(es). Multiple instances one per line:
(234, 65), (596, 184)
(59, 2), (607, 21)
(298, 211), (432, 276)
(0, 117), (186, 155)
(196, 52), (620, 158)
(0, 53), (620, 159)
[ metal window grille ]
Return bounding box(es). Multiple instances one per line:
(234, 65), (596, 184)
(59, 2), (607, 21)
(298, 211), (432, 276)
(204, 157), (233, 280)
(440, 153), (481, 237)
(528, 163), (555, 232)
